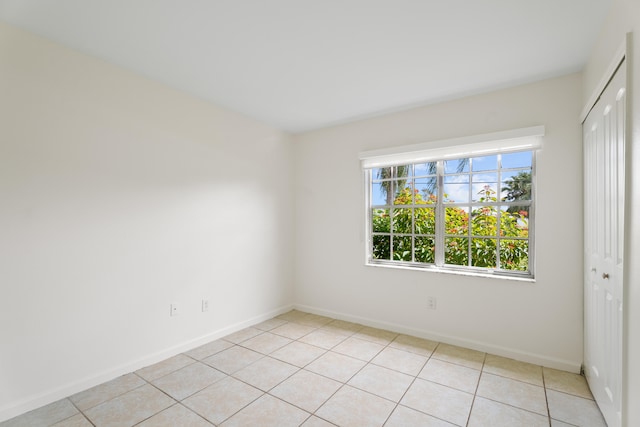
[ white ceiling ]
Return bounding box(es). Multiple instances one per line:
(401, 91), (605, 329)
(0, 0), (612, 133)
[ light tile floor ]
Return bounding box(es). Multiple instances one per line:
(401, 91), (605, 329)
(1, 310), (607, 427)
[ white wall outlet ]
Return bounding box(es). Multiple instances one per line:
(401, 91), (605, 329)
(170, 303), (181, 316)
(202, 299), (209, 312)
(427, 296), (437, 310)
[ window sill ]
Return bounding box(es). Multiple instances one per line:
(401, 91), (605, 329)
(365, 261), (535, 283)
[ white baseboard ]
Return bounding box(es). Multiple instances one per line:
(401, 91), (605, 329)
(294, 303), (582, 373)
(0, 304), (294, 423)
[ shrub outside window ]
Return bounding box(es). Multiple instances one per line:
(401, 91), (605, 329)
(367, 150), (534, 278)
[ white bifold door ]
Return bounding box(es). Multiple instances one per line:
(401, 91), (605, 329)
(583, 60), (626, 427)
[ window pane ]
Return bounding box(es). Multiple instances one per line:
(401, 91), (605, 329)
(393, 236), (412, 261)
(471, 206), (498, 236)
(415, 207), (436, 234)
(501, 170), (532, 202)
(471, 238), (497, 268)
(473, 183), (498, 202)
(500, 239), (529, 271)
(444, 183), (469, 203)
(472, 155), (498, 171)
(500, 207), (529, 237)
(395, 164), (413, 178)
(372, 235), (391, 260)
(372, 209), (390, 233)
(444, 174), (469, 183)
(372, 182), (391, 205)
(445, 237), (468, 265)
(502, 151), (532, 169)
(415, 178), (437, 202)
(445, 158), (469, 173)
(415, 237), (435, 263)
(392, 208), (412, 233)
(445, 206), (469, 235)
(372, 167), (391, 181)
(414, 162), (437, 177)
(472, 172), (497, 183)
(393, 182), (414, 205)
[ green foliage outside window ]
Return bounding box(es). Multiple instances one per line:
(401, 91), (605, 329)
(371, 186), (529, 272)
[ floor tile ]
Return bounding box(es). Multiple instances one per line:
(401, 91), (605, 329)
(389, 334), (438, 357)
(385, 405), (457, 427)
(136, 354), (195, 381)
(371, 346), (428, 376)
(239, 332), (292, 354)
(547, 389), (607, 426)
(353, 326), (398, 346)
(419, 358), (481, 394)
(476, 372), (547, 415)
(1, 399), (79, 427)
(232, 356), (298, 391)
(3, 310), (611, 427)
(185, 339), (234, 360)
(299, 329), (348, 349)
(297, 313), (334, 328)
(221, 394), (310, 427)
(84, 384), (175, 427)
(253, 317), (287, 331)
(321, 319), (363, 336)
(551, 418), (578, 426)
(51, 414), (94, 427)
(305, 351), (366, 382)
(50, 414), (93, 427)
(431, 343), (486, 370)
(315, 385), (396, 427)
(202, 345), (263, 374)
(401, 378), (474, 426)
(301, 416), (337, 427)
(270, 369), (342, 412)
(270, 322), (316, 340)
(136, 404), (213, 427)
(222, 327), (262, 344)
(182, 376), (263, 425)
(543, 367), (594, 399)
(270, 341), (326, 367)
(70, 373), (146, 411)
(332, 336), (385, 361)
(151, 361), (226, 400)
(468, 396), (549, 427)
(276, 309), (310, 322)
(348, 364), (413, 402)
(483, 354), (543, 386)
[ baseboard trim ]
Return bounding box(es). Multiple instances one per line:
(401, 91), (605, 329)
(294, 303), (581, 373)
(0, 304), (294, 423)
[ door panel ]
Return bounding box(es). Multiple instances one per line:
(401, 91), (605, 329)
(583, 61), (625, 427)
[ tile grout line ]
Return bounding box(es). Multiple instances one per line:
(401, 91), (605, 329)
(381, 342), (436, 426)
(465, 352), (488, 426)
(542, 367), (553, 427)
(67, 397), (97, 427)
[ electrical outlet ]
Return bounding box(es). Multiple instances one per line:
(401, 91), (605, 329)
(170, 303), (181, 316)
(202, 299), (209, 312)
(427, 296), (437, 310)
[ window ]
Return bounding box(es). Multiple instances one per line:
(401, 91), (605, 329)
(361, 127), (543, 279)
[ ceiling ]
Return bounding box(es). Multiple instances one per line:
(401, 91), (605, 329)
(0, 0), (612, 133)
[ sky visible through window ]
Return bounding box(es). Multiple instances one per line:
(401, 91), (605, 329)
(371, 151), (532, 206)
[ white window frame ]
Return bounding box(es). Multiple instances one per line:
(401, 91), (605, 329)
(360, 126), (544, 280)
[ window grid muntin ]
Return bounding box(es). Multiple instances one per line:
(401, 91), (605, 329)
(368, 151), (534, 277)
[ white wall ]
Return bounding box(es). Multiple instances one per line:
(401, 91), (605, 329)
(293, 73), (584, 371)
(583, 1), (640, 425)
(0, 22), (294, 421)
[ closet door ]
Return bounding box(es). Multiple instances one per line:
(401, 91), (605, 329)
(583, 61), (626, 427)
